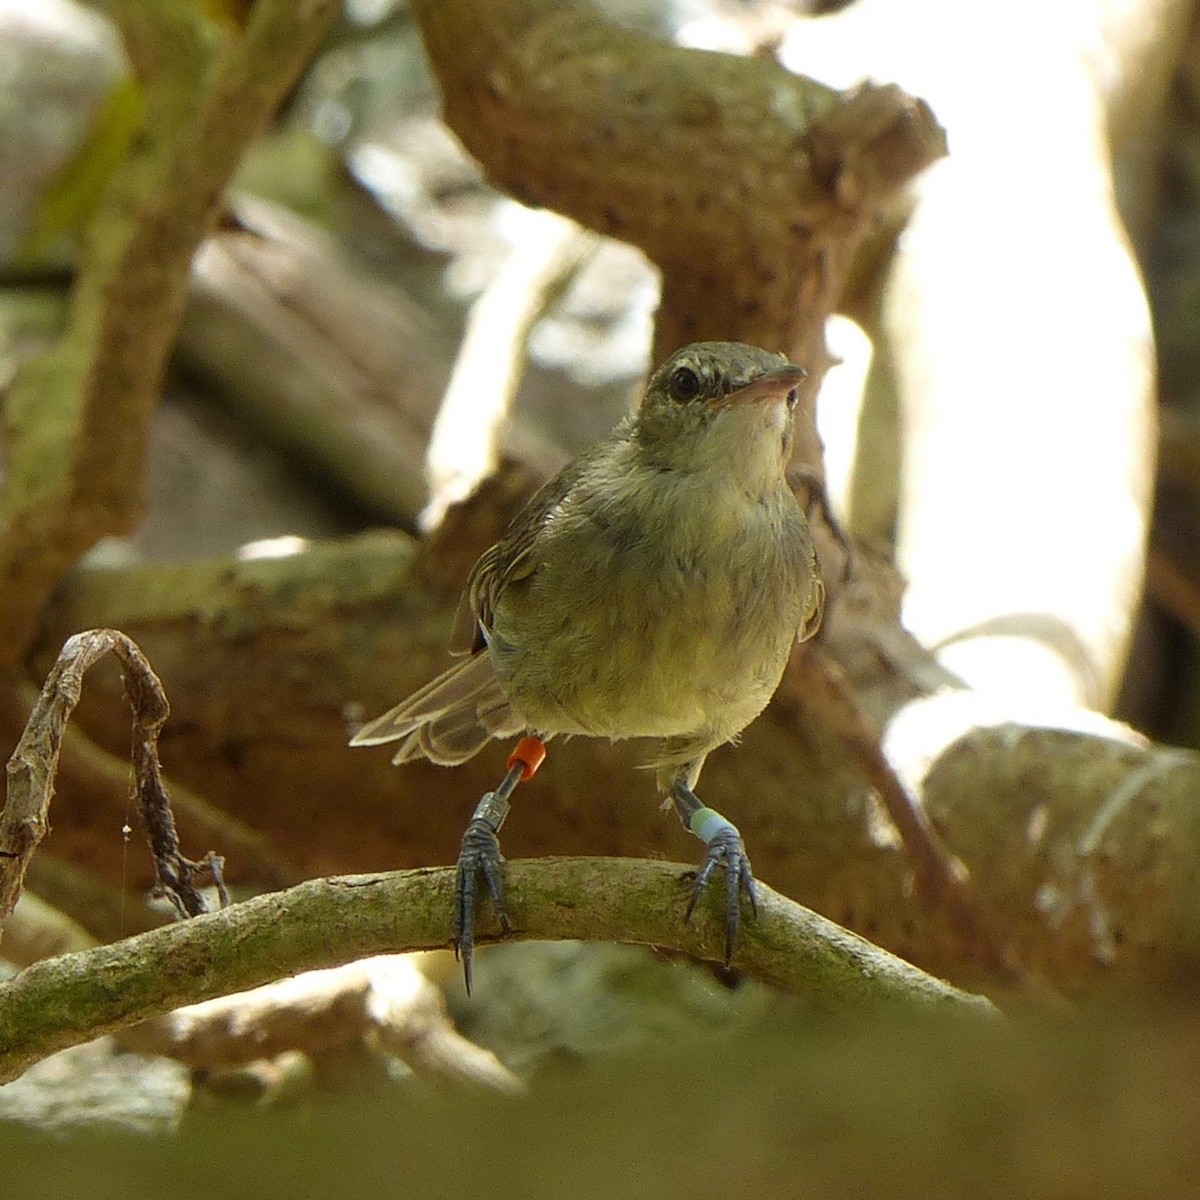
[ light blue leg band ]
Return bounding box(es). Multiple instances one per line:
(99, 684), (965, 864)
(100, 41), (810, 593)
(687, 806), (739, 846)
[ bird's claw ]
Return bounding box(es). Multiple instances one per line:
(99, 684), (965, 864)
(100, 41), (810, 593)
(452, 817), (509, 993)
(685, 826), (759, 966)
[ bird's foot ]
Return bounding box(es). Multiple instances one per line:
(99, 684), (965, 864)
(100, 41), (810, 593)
(684, 815), (759, 966)
(452, 812), (510, 994)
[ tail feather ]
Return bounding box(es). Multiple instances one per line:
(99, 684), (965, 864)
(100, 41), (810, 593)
(350, 652), (521, 766)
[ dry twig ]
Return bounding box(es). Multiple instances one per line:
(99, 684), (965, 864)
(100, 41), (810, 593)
(1, 629), (225, 933)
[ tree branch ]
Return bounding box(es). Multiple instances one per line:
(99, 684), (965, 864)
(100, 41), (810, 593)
(0, 857), (993, 1084)
(28, 538), (1200, 991)
(408, 0), (945, 431)
(0, 0), (338, 669)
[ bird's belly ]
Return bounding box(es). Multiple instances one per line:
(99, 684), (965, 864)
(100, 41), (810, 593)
(489, 554), (797, 743)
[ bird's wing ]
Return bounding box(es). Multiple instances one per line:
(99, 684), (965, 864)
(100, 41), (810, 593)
(448, 437), (623, 655)
(348, 650), (521, 763)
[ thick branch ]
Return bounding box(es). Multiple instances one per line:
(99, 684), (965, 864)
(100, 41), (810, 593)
(28, 539), (1200, 991)
(0, 0), (338, 668)
(0, 858), (993, 1084)
(409, 0), (944, 378)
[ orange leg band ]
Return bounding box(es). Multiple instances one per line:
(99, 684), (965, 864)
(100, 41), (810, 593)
(506, 736), (547, 782)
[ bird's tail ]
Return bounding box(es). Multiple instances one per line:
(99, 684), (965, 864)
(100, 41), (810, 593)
(349, 652), (522, 766)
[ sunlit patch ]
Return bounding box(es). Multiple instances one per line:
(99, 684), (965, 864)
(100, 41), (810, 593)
(1025, 804), (1049, 847)
(235, 535), (311, 561)
(864, 792), (902, 850)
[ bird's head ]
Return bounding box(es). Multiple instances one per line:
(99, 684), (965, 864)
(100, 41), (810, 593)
(635, 342), (807, 484)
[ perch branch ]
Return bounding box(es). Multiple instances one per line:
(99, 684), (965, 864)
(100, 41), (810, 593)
(0, 858), (994, 1084)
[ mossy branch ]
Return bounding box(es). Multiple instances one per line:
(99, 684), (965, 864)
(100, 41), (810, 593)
(0, 0), (338, 669)
(0, 857), (994, 1083)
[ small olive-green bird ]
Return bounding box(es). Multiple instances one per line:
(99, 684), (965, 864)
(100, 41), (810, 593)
(353, 341), (824, 988)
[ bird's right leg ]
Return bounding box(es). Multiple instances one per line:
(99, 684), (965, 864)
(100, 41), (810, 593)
(453, 735), (546, 993)
(667, 773), (759, 967)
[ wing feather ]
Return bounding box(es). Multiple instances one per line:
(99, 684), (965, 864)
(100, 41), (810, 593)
(355, 430), (629, 766)
(448, 436), (622, 655)
(349, 652), (498, 746)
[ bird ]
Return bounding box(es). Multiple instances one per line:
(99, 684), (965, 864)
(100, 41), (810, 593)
(352, 341), (824, 990)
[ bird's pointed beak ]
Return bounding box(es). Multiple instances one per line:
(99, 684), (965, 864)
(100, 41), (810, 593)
(709, 364), (807, 410)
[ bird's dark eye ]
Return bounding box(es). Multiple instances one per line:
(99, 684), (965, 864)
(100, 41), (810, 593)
(667, 366), (702, 403)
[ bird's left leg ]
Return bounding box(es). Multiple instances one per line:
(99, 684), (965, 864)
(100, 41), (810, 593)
(667, 768), (759, 966)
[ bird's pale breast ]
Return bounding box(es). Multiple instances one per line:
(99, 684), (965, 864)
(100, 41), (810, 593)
(485, 452), (815, 750)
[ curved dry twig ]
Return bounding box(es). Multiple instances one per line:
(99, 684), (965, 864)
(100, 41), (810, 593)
(1, 629), (225, 931)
